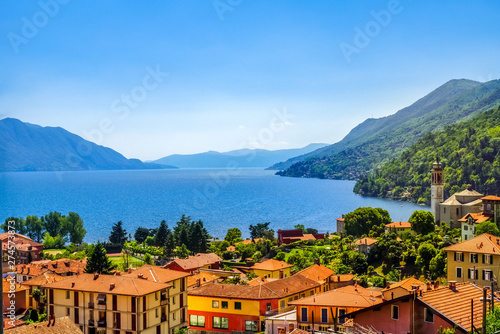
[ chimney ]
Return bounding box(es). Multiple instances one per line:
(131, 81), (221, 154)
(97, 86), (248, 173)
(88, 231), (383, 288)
(110, 283), (115, 290)
(138, 274), (143, 279)
(434, 281), (440, 289)
(128, 268), (133, 274)
(386, 282), (390, 289)
(71, 282), (75, 288)
(94, 273), (99, 280)
(411, 284), (420, 294)
(116, 272), (121, 276)
(448, 281), (457, 291)
(196, 278), (201, 287)
(426, 281), (432, 291)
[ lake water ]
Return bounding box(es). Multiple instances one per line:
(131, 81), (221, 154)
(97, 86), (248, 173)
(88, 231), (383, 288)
(0, 168), (428, 242)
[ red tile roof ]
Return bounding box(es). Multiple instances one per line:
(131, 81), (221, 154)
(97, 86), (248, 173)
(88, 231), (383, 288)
(0, 233), (43, 252)
(15, 259), (87, 277)
(122, 265), (189, 283)
(382, 277), (425, 292)
(355, 238), (377, 246)
(4, 316), (83, 333)
(2, 278), (29, 293)
(21, 272), (69, 287)
(385, 221), (412, 229)
(457, 212), (492, 223)
(296, 264), (335, 283)
(289, 285), (382, 308)
(167, 253), (222, 270)
(482, 195), (500, 201)
(251, 259), (293, 271)
(443, 233), (500, 254)
(43, 273), (170, 296)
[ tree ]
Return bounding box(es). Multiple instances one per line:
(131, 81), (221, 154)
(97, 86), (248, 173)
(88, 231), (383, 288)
(163, 228), (175, 259)
(416, 242), (438, 276)
(305, 228), (318, 235)
(485, 305), (500, 334)
(65, 212), (86, 244)
(84, 242), (116, 274)
(134, 227), (150, 244)
(143, 253), (154, 265)
(42, 232), (65, 249)
(2, 217), (27, 235)
(44, 212), (63, 236)
(25, 216), (45, 242)
(174, 215), (192, 246)
(224, 228), (242, 244)
(429, 249), (447, 279)
(190, 220), (210, 253)
(409, 210), (435, 235)
(294, 224), (305, 231)
(249, 222), (274, 239)
(344, 207), (392, 237)
(109, 221), (127, 245)
(476, 221), (500, 237)
(155, 220), (169, 247)
(176, 244), (190, 259)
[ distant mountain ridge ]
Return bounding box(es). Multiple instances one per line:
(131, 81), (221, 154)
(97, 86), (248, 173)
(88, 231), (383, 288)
(153, 143), (328, 168)
(274, 79), (500, 179)
(0, 118), (174, 172)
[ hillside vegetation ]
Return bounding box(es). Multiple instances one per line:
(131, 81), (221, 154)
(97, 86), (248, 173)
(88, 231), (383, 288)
(353, 107), (500, 204)
(275, 79), (500, 179)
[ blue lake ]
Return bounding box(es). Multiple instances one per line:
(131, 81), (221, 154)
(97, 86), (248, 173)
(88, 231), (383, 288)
(0, 168), (429, 242)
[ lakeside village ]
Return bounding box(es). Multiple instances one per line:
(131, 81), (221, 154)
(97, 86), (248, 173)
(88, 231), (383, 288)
(3, 163), (500, 333)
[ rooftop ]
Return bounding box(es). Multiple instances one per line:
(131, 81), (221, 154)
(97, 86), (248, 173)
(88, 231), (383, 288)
(296, 264), (335, 283)
(482, 195), (500, 201)
(382, 277), (425, 292)
(458, 212), (492, 223)
(43, 273), (170, 296)
(288, 285), (382, 308)
(443, 233), (500, 255)
(355, 238), (377, 246)
(122, 265), (190, 283)
(2, 278), (29, 293)
(385, 221), (412, 229)
(15, 259), (87, 277)
(21, 272), (69, 287)
(4, 316), (83, 334)
(167, 253), (222, 270)
(251, 259), (293, 271)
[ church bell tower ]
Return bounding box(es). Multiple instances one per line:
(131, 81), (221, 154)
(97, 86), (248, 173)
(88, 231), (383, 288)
(431, 161), (444, 223)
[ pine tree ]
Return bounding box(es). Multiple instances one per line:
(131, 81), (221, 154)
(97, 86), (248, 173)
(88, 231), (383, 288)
(109, 221), (127, 245)
(84, 242), (116, 274)
(155, 220), (168, 247)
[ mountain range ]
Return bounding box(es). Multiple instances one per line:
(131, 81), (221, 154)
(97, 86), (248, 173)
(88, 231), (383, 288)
(273, 79), (500, 179)
(153, 143), (328, 168)
(0, 118), (174, 172)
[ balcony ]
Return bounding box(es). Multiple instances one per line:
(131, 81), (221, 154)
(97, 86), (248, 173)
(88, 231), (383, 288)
(161, 297), (169, 306)
(97, 320), (107, 328)
(96, 301), (107, 310)
(88, 302), (95, 309)
(88, 319), (95, 327)
(161, 314), (167, 323)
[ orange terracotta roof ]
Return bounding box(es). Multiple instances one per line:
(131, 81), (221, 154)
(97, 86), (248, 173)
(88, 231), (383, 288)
(290, 329), (310, 334)
(3, 319), (25, 330)
(187, 272), (221, 288)
(21, 273), (69, 287)
(122, 265), (189, 283)
(443, 233), (500, 255)
(419, 283), (496, 331)
(355, 238), (377, 246)
(0, 233), (43, 252)
(289, 285), (382, 308)
(458, 212), (492, 223)
(385, 221), (412, 229)
(4, 316), (82, 333)
(168, 253), (222, 270)
(382, 277), (425, 292)
(331, 274), (354, 283)
(246, 277), (269, 286)
(296, 264), (335, 282)
(43, 273), (170, 296)
(15, 259), (87, 276)
(2, 278), (29, 293)
(251, 259), (293, 271)
(336, 217), (344, 222)
(226, 245), (236, 252)
(189, 274), (320, 300)
(241, 238), (262, 245)
(482, 195), (500, 201)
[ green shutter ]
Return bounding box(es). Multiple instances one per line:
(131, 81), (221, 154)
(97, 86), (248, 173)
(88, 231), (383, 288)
(491, 255), (494, 265)
(482, 270), (486, 281)
(483, 254), (486, 264)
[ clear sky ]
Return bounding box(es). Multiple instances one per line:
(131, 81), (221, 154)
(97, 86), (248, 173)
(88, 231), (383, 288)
(1, 1), (499, 160)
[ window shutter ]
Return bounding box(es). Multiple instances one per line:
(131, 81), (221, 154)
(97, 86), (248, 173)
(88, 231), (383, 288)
(491, 255), (494, 265)
(454, 252), (457, 261)
(468, 269), (471, 279)
(483, 254), (486, 263)
(482, 270), (485, 281)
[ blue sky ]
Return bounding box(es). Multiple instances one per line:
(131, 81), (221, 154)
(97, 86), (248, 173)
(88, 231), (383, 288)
(1, 1), (499, 160)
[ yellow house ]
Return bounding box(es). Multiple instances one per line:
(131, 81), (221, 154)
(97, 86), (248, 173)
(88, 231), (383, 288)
(43, 273), (172, 334)
(123, 265), (190, 332)
(250, 259), (292, 279)
(188, 274), (321, 334)
(384, 221), (412, 236)
(444, 233), (500, 287)
(381, 277), (426, 300)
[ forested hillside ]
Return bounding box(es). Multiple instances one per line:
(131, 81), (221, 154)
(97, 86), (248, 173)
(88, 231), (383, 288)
(275, 79), (500, 179)
(353, 107), (500, 204)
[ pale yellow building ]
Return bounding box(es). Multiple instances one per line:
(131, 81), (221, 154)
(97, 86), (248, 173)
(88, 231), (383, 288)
(123, 265), (189, 332)
(249, 259), (292, 279)
(444, 233), (499, 288)
(43, 273), (173, 334)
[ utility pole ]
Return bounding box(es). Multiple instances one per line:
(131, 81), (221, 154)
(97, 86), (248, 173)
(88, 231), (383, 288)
(483, 287), (487, 334)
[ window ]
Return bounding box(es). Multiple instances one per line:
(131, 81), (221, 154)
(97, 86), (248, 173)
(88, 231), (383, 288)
(221, 301), (228, 309)
(470, 253), (478, 263)
(288, 298), (292, 302)
(464, 225), (468, 231)
(155, 308), (158, 318)
(310, 291), (314, 296)
(456, 267), (462, 278)
(484, 270), (493, 281)
(66, 308), (70, 316)
(301, 293), (305, 298)
(245, 320), (258, 331)
(280, 300), (285, 309)
(391, 305), (399, 320)
(455, 252), (463, 262)
(321, 308), (328, 323)
(212, 300), (219, 308)
(172, 296), (175, 305)
(339, 309), (346, 324)
(456, 208), (459, 216)
(66, 290), (70, 299)
(294, 296), (298, 300)
(468, 268), (478, 280)
(267, 303), (272, 311)
(424, 308), (434, 323)
(484, 254), (494, 265)
(213, 317), (228, 329)
(189, 315), (205, 327)
(301, 308), (308, 322)
(235, 302), (241, 310)
(155, 292), (158, 300)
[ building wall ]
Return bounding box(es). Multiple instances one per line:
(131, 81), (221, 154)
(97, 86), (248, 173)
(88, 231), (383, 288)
(446, 251), (499, 288)
(352, 299), (411, 333)
(3, 290), (27, 314)
(253, 268), (291, 279)
(461, 221), (476, 241)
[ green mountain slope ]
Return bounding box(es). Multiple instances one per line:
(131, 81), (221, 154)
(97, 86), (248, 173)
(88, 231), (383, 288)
(274, 79), (500, 179)
(353, 106), (500, 204)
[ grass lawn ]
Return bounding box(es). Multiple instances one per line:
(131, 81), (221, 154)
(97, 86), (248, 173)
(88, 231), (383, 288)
(43, 249), (64, 255)
(109, 254), (144, 269)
